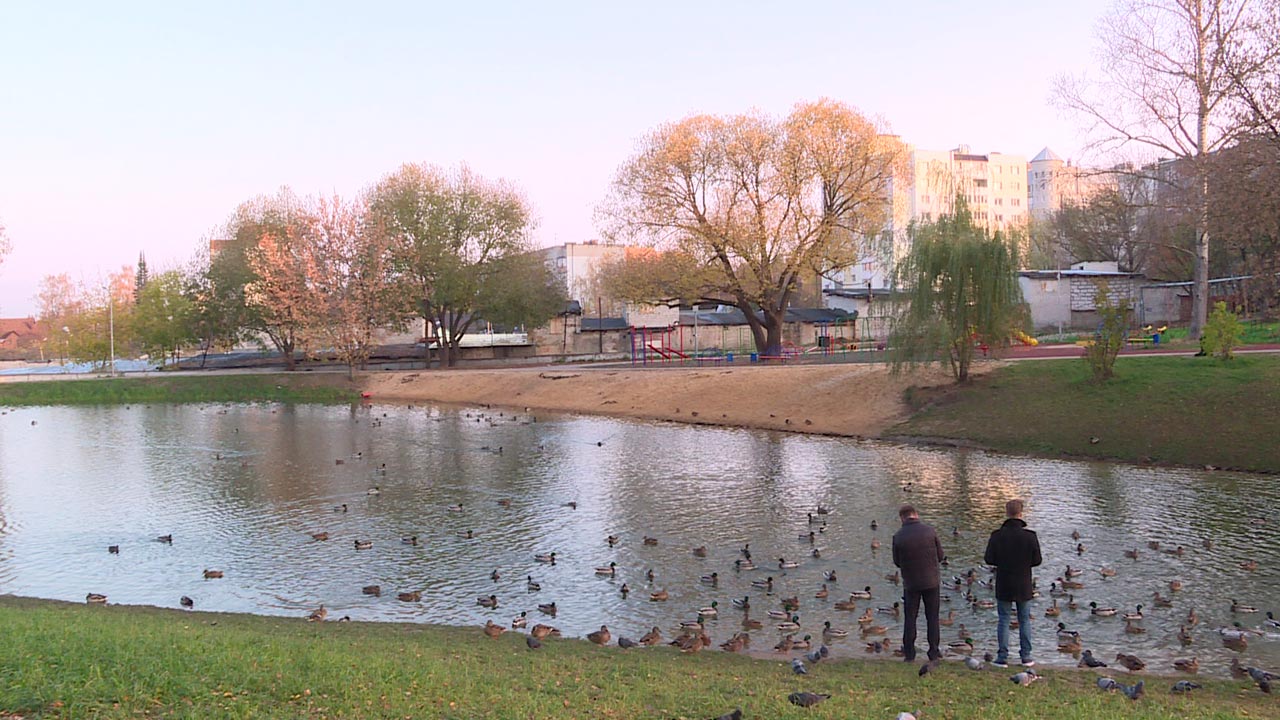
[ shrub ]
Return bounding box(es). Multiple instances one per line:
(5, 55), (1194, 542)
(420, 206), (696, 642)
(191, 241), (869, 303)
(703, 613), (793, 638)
(1201, 301), (1244, 360)
(1083, 286), (1130, 381)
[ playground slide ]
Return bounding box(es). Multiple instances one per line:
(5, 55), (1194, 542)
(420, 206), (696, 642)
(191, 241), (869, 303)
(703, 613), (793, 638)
(646, 344), (688, 359)
(1013, 331), (1039, 346)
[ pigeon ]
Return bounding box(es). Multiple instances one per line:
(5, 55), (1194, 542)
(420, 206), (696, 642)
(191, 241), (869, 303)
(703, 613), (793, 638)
(964, 656), (985, 670)
(919, 659), (940, 677)
(897, 714), (918, 720)
(791, 658), (807, 675)
(1171, 680), (1201, 694)
(1079, 649), (1107, 668)
(617, 636), (639, 649)
(1010, 669), (1040, 686)
(526, 635), (542, 650)
(1247, 667), (1274, 693)
(1097, 677), (1120, 691)
(711, 711), (743, 720)
(1121, 680), (1145, 700)
(804, 647), (824, 664)
(787, 692), (830, 708)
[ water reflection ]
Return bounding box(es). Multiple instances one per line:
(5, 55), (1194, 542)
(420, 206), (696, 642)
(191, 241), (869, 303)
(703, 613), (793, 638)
(0, 403), (1276, 677)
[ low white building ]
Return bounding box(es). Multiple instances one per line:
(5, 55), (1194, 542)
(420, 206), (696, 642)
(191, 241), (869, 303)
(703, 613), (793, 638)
(1018, 261), (1144, 333)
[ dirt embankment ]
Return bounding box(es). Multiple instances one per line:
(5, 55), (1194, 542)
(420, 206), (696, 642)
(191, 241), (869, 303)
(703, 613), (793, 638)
(362, 363), (979, 437)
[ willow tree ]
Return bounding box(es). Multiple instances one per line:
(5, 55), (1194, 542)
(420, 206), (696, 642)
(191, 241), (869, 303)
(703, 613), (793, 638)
(598, 99), (907, 356)
(891, 199), (1024, 382)
(367, 164), (542, 367)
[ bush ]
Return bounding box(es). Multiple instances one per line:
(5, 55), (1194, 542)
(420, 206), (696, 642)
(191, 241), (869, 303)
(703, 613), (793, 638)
(1201, 301), (1244, 360)
(1083, 286), (1130, 381)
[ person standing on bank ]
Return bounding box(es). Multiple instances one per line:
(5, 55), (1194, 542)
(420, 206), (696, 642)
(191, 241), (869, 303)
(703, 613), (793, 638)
(891, 504), (945, 662)
(984, 498), (1043, 668)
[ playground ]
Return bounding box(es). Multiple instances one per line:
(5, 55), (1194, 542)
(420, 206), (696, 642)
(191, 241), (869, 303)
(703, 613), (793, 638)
(627, 312), (893, 366)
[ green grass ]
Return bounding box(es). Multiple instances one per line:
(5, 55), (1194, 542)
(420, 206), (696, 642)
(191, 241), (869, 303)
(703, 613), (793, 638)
(1158, 320), (1280, 346)
(0, 373), (360, 406)
(894, 354), (1280, 473)
(0, 597), (1270, 719)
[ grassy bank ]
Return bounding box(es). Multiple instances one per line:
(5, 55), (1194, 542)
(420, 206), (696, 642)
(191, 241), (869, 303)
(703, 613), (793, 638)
(0, 373), (359, 406)
(0, 598), (1270, 719)
(894, 354), (1280, 473)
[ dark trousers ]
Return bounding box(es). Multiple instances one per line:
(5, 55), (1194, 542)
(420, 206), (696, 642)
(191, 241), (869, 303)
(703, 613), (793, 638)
(902, 586), (941, 661)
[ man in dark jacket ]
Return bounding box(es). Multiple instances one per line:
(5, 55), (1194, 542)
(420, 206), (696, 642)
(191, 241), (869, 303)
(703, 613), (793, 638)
(891, 504), (945, 662)
(983, 499), (1043, 668)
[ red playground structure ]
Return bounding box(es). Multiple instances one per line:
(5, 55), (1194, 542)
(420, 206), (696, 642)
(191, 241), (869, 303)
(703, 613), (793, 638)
(630, 326), (688, 365)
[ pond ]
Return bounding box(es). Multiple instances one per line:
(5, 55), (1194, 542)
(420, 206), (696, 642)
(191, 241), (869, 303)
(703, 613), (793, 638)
(0, 401), (1277, 677)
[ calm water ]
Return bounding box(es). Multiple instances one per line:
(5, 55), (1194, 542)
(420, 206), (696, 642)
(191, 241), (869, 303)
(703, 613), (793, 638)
(0, 402), (1277, 677)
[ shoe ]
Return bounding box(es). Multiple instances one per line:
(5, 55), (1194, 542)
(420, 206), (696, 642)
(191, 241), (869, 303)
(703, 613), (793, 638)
(902, 655), (916, 663)
(992, 659), (1009, 668)
(1021, 659), (1036, 668)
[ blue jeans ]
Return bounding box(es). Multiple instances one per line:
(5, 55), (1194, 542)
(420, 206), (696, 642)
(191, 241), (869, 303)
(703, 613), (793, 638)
(996, 599), (1032, 663)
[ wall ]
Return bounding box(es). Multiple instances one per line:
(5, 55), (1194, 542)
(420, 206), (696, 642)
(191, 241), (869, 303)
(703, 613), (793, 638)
(1018, 276), (1071, 331)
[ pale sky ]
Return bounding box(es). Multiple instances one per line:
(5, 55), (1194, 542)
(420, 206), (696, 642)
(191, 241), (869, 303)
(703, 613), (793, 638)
(0, 0), (1112, 316)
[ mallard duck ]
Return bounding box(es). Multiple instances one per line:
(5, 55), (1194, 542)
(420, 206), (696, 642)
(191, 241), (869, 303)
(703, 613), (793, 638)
(884, 571), (900, 585)
(605, 535), (618, 546)
(1123, 549), (1140, 559)
(511, 611), (527, 628)
(1122, 604), (1144, 621)
(1146, 540), (1161, 550)
(620, 583), (630, 597)
(698, 601), (719, 617)
(586, 625), (611, 645)
(815, 584), (829, 599)
(857, 608), (874, 624)
(778, 557), (799, 569)
(333, 504), (348, 513)
(367, 487), (381, 496)
(445, 503), (462, 512)
(834, 598), (858, 611)
(1090, 602), (1117, 617)
(741, 615), (764, 630)
(877, 601), (900, 617)
(353, 540), (373, 551)
(701, 572), (719, 585)
(1076, 542), (1086, 554)
(489, 569), (501, 581)
(781, 596), (800, 612)
(1186, 607), (1199, 626)
(861, 624), (887, 636)
(939, 609), (956, 626)
(497, 498), (512, 507)
(791, 634), (813, 650)
(310, 532), (329, 542)
(1222, 632), (1248, 651)
(1114, 653), (1146, 671)
(1099, 566), (1117, 578)
(525, 576), (541, 592)
(1152, 591), (1173, 608)
(645, 569), (655, 582)
(798, 531), (816, 542)
(974, 599), (995, 610)
(679, 618), (705, 631)
(822, 570), (837, 582)
(720, 632), (749, 652)
(1057, 636), (1082, 653)
(562, 501), (577, 510)
(692, 546), (708, 557)
(822, 620), (848, 638)
(1239, 560), (1259, 572)
(203, 569), (223, 579)
(848, 586), (873, 600)
(767, 608), (791, 619)
(1057, 576), (1084, 590)
(1173, 657), (1199, 673)
(1064, 565), (1084, 578)
(811, 547), (822, 559)
(870, 519), (879, 530)
(1124, 619), (1145, 634)
(1071, 529), (1081, 540)
(1163, 545), (1185, 557)
(477, 594), (498, 608)
(672, 630), (709, 653)
(1266, 611), (1280, 629)
(1045, 599), (1061, 617)
(594, 562), (618, 576)
(86, 593), (108, 604)
(946, 638), (975, 655)
(398, 590), (421, 602)
(1055, 623), (1080, 642)
(454, 531), (473, 540)
(642, 536), (658, 546)
(776, 614), (801, 632)
(306, 605), (327, 622)
(774, 634), (795, 653)
(483, 620), (505, 638)
(400, 535), (420, 546)
(1231, 599), (1259, 613)
(537, 602), (558, 615)
(534, 552), (556, 564)
(530, 623), (560, 639)
(751, 577), (774, 590)
(1169, 579), (1183, 592)
(815, 505), (831, 515)
(362, 584), (381, 596)
(1177, 625), (1193, 644)
(732, 596), (750, 610)
(734, 559), (757, 571)
(649, 589), (669, 602)
(1068, 594), (1079, 610)
(639, 626), (662, 645)
(180, 595), (194, 608)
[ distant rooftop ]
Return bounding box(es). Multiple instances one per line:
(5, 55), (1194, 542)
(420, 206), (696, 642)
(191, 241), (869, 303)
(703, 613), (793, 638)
(1031, 147), (1063, 163)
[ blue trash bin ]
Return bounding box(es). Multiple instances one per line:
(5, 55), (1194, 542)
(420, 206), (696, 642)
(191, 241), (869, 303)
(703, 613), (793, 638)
(725, 352), (734, 363)
(750, 353), (759, 363)
(1152, 333), (1160, 345)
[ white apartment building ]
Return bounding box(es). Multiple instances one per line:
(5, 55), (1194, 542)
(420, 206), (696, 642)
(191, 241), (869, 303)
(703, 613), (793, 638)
(538, 241), (627, 303)
(1028, 147), (1111, 218)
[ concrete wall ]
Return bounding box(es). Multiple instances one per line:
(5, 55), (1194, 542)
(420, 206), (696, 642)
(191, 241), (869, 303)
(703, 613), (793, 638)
(1018, 276), (1071, 332)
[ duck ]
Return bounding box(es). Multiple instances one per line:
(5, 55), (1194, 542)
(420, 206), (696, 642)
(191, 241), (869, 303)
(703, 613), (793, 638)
(781, 596), (800, 612)
(594, 562), (618, 576)
(310, 532), (329, 542)
(1089, 602), (1117, 617)
(1067, 595), (1079, 610)
(947, 638), (975, 654)
(586, 625), (611, 646)
(1152, 591), (1173, 608)
(620, 583), (630, 598)
(732, 596), (751, 610)
(497, 498), (512, 507)
(1057, 635), (1082, 653)
(1044, 599), (1061, 617)
(857, 608), (875, 625)
(642, 536), (658, 546)
(1266, 611), (1280, 629)
(1177, 625), (1193, 644)
(799, 531), (816, 542)
(1173, 657), (1199, 673)
(767, 608), (791, 619)
(367, 487), (381, 496)
(870, 519), (879, 531)
(877, 602), (901, 617)
(483, 620), (505, 639)
(490, 569), (501, 581)
(86, 593), (108, 604)
(1186, 607), (1199, 626)
(1169, 579), (1183, 592)
(778, 557), (799, 570)
(849, 586), (873, 600)
(649, 589), (669, 602)
(526, 576), (541, 592)
(605, 535), (619, 546)
(398, 590), (421, 602)
(1239, 560), (1259, 572)
(1064, 565), (1084, 578)
(446, 503), (462, 512)
(203, 569), (224, 579)
(306, 606), (327, 622)
(1163, 545), (1186, 557)
(811, 548), (822, 559)
(1122, 604), (1144, 621)
(734, 559), (757, 572)
(639, 626), (662, 645)
(1057, 576), (1084, 590)
(692, 546), (708, 557)
(1123, 549), (1140, 559)
(362, 585), (382, 596)
(454, 531), (473, 540)
(870, 538), (881, 550)
(973, 598), (996, 610)
(537, 602), (558, 615)
(815, 584), (829, 599)
(1056, 623), (1080, 642)
(1071, 529), (1081, 540)
(741, 615), (764, 630)
(884, 571), (900, 585)
(822, 570), (837, 582)
(534, 552), (556, 564)
(180, 595), (194, 608)
(1124, 619), (1146, 634)
(790, 634), (813, 650)
(1146, 540), (1161, 550)
(776, 614), (802, 632)
(476, 594), (499, 608)
(333, 504), (348, 513)
(720, 632), (750, 653)
(940, 609), (956, 626)
(511, 611), (527, 629)
(834, 598), (859, 611)
(701, 572), (719, 585)
(774, 635), (795, 653)
(1098, 566), (1117, 578)
(1231, 599), (1259, 613)
(751, 577), (774, 590)
(822, 621), (848, 638)
(861, 624), (888, 636)
(672, 630), (709, 653)
(698, 601), (719, 618)
(530, 624), (561, 639)
(353, 540), (373, 551)
(645, 569), (655, 582)
(1114, 653), (1146, 672)
(1076, 542), (1086, 554)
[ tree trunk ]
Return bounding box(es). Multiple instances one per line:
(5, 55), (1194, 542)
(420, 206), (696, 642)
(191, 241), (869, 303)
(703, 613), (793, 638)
(281, 340), (296, 371)
(762, 312), (784, 357)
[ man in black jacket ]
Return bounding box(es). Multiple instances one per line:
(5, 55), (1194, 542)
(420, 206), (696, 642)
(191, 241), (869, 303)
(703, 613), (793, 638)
(891, 504), (945, 662)
(983, 499), (1043, 668)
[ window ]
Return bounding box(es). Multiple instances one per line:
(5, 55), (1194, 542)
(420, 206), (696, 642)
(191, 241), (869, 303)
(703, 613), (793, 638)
(995, 198), (1003, 206)
(863, 262), (873, 271)
(556, 257), (566, 268)
(976, 179), (988, 187)
(996, 214), (1004, 222)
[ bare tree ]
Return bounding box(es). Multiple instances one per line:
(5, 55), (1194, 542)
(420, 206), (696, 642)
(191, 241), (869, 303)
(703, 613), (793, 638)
(0, 219), (10, 273)
(1054, 0), (1271, 338)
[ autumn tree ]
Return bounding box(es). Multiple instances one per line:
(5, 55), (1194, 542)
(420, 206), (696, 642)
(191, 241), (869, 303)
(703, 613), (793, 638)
(233, 189), (311, 369)
(367, 164), (545, 367)
(598, 99), (907, 356)
(1054, 0), (1274, 339)
(891, 198), (1025, 382)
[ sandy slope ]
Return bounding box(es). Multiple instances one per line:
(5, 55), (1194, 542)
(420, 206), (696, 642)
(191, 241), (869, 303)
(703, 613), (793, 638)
(362, 362), (983, 437)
